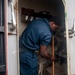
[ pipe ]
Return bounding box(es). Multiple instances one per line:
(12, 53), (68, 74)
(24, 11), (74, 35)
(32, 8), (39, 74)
(10, 2), (16, 30)
(52, 35), (54, 75)
(4, 0), (8, 75)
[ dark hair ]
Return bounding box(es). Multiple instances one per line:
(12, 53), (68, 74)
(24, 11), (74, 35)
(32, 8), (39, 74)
(47, 16), (61, 26)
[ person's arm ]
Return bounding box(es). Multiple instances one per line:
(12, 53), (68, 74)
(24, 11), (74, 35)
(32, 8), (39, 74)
(39, 45), (55, 61)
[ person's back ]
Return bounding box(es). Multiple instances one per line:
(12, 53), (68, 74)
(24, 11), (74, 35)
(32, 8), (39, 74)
(19, 18), (52, 51)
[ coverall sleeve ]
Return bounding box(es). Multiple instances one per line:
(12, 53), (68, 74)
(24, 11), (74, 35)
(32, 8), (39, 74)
(39, 32), (52, 46)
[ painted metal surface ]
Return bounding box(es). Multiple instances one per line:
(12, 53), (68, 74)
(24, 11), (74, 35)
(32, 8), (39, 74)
(62, 0), (70, 75)
(65, 0), (75, 75)
(8, 35), (18, 75)
(8, 0), (19, 75)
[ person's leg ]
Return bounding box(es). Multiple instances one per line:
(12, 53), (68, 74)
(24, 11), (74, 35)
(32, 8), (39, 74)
(31, 52), (39, 75)
(32, 66), (38, 75)
(20, 52), (38, 75)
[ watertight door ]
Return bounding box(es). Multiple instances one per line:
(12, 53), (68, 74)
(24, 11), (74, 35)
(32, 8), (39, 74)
(0, 0), (6, 75)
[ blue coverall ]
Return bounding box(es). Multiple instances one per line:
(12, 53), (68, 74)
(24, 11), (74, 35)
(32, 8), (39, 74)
(19, 18), (52, 75)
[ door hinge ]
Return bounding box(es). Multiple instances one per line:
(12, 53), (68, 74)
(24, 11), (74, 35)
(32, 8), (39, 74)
(0, 65), (5, 72)
(0, 26), (4, 32)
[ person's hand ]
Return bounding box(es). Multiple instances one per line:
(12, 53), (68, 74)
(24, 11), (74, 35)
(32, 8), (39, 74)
(50, 56), (55, 61)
